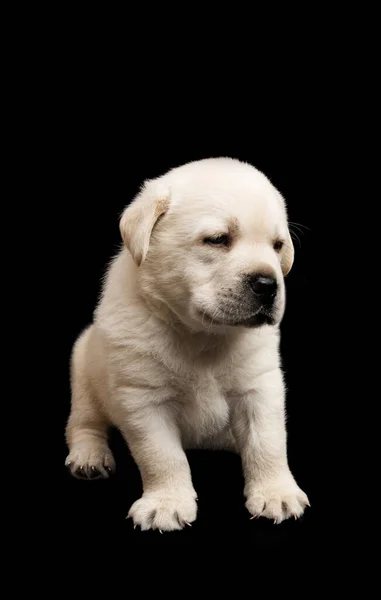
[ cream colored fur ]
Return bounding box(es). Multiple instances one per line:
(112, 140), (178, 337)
(65, 157), (309, 531)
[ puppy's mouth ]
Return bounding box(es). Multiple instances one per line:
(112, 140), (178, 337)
(196, 307), (275, 328)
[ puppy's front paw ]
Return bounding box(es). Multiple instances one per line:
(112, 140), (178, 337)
(246, 477), (310, 524)
(65, 446), (115, 480)
(128, 489), (198, 532)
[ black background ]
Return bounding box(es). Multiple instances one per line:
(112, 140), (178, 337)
(48, 25), (347, 558)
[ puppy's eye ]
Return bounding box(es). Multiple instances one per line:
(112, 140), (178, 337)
(203, 234), (230, 246)
(273, 240), (284, 252)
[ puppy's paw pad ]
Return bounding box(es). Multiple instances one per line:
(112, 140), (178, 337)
(65, 447), (115, 480)
(128, 490), (197, 532)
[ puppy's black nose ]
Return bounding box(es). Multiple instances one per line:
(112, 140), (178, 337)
(249, 275), (277, 302)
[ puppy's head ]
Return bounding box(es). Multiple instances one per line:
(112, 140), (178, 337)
(120, 158), (294, 333)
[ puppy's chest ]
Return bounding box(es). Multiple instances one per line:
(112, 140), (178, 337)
(173, 366), (232, 440)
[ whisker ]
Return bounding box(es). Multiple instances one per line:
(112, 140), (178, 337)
(289, 221), (311, 232)
(289, 229), (302, 248)
(209, 312), (217, 332)
(201, 307), (208, 328)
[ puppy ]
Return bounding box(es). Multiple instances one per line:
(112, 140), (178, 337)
(65, 157), (309, 531)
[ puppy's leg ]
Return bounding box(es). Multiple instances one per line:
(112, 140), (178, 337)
(119, 396), (197, 532)
(231, 369), (310, 523)
(65, 327), (115, 479)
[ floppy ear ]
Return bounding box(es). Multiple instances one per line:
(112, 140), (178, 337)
(119, 180), (170, 267)
(281, 228), (295, 276)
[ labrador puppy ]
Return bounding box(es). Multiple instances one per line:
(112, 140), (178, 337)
(65, 157), (309, 531)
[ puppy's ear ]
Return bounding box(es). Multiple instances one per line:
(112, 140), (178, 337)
(119, 180), (170, 267)
(281, 228), (294, 276)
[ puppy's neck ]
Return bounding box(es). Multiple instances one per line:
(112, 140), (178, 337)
(140, 291), (242, 354)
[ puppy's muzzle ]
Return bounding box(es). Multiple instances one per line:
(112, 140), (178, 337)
(248, 274), (278, 307)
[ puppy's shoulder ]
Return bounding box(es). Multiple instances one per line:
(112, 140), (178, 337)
(94, 248), (141, 327)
